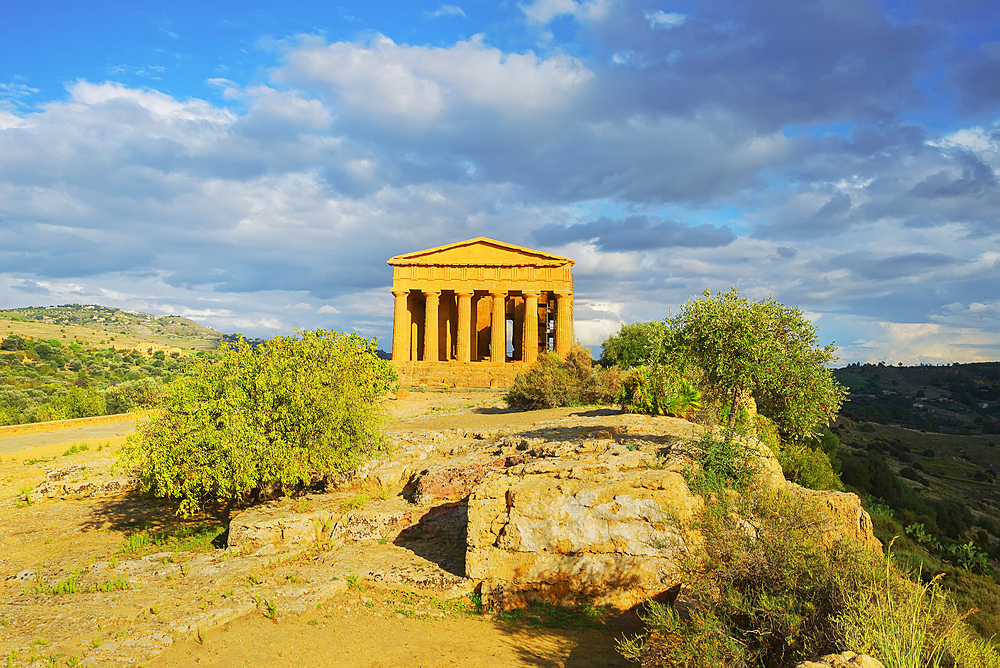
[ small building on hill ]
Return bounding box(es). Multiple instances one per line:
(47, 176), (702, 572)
(387, 237), (575, 388)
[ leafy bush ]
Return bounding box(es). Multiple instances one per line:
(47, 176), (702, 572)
(0, 334), (26, 351)
(685, 428), (760, 495)
(104, 377), (161, 414)
(33, 387), (107, 422)
(600, 321), (671, 368)
(904, 523), (992, 576)
(602, 289), (847, 439)
(616, 364), (702, 418)
(120, 330), (396, 516)
(620, 485), (1000, 668)
(757, 418), (844, 491)
(505, 345), (617, 409)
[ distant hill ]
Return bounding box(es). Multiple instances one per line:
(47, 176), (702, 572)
(0, 304), (221, 351)
(833, 361), (1000, 436)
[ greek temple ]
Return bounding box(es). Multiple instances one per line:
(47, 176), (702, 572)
(387, 237), (575, 387)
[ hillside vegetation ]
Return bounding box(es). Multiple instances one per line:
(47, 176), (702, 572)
(0, 304), (221, 351)
(0, 329), (215, 427)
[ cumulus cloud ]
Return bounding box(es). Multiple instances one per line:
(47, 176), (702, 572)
(0, 0), (998, 364)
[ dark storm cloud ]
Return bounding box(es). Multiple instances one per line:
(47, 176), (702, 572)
(531, 215), (735, 251)
(910, 153), (998, 198)
(776, 246), (797, 258)
(948, 40), (1000, 116)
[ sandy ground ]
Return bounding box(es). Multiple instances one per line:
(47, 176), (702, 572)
(0, 391), (635, 668)
(0, 419), (137, 454)
(151, 591), (630, 668)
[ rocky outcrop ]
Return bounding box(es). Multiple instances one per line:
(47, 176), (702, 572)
(219, 411), (880, 612)
(466, 419), (702, 609)
(468, 467), (702, 609)
(798, 488), (883, 554)
(464, 415), (880, 610)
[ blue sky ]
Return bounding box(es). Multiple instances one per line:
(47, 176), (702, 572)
(1, 0), (999, 364)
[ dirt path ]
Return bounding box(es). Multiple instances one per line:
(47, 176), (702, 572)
(0, 419), (137, 454)
(151, 585), (631, 668)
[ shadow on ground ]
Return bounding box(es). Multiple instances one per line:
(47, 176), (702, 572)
(393, 500), (468, 577)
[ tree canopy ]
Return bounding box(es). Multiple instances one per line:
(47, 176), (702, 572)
(601, 289), (846, 438)
(120, 330), (396, 515)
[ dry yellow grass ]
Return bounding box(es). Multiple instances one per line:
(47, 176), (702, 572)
(0, 318), (200, 355)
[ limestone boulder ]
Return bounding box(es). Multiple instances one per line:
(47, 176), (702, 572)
(798, 488), (884, 554)
(467, 454), (704, 609)
(465, 416), (880, 610)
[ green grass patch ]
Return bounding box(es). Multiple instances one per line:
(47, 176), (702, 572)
(118, 522), (226, 555)
(495, 600), (610, 629)
(62, 443), (89, 457)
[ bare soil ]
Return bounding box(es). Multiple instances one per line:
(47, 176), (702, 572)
(0, 391), (636, 668)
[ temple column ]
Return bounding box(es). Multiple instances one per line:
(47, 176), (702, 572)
(555, 291), (573, 358)
(423, 290), (440, 363)
(391, 289), (410, 362)
(456, 291), (473, 362)
(522, 292), (539, 365)
(490, 291), (506, 363)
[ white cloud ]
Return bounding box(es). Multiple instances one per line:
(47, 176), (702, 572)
(829, 316), (1000, 365)
(644, 10), (686, 29)
(425, 5), (466, 18)
(317, 304), (340, 314)
(518, 0), (609, 24)
(274, 34), (593, 126)
(575, 317), (622, 347)
(928, 127), (995, 152)
(0, 82), (40, 109)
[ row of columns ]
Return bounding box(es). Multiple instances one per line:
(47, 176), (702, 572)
(390, 289), (573, 363)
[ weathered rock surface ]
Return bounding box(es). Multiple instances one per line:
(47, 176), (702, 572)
(30, 459), (138, 501)
(797, 488), (884, 554)
(797, 651), (885, 668)
(224, 410), (880, 611)
(463, 415), (878, 610)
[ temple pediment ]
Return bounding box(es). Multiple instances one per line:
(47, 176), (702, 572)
(387, 237), (573, 268)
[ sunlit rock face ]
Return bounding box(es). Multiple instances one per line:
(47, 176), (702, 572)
(465, 417), (880, 610)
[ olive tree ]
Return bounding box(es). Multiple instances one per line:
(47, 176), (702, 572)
(668, 289), (846, 438)
(120, 330), (397, 515)
(600, 321), (671, 368)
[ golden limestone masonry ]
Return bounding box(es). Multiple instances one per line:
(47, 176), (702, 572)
(388, 237), (575, 388)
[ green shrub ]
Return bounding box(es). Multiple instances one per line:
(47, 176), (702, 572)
(758, 417), (844, 491)
(600, 321), (671, 368)
(616, 364), (702, 418)
(620, 485), (1000, 668)
(33, 387), (106, 422)
(103, 377), (161, 414)
(505, 345), (616, 409)
(685, 428), (760, 495)
(120, 330), (396, 516)
(0, 334), (26, 351)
